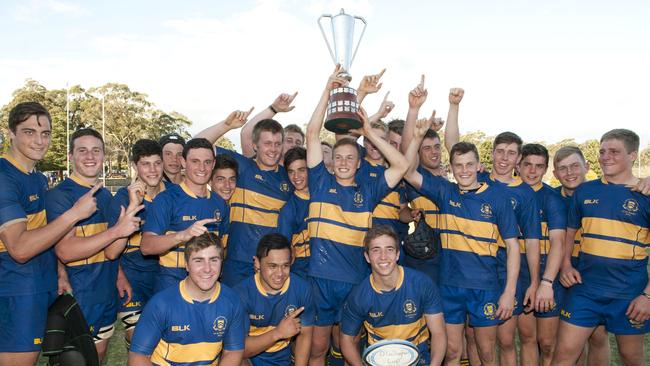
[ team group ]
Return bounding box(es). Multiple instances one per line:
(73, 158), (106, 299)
(0, 66), (648, 366)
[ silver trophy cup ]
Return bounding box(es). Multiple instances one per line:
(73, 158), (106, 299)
(318, 9), (367, 133)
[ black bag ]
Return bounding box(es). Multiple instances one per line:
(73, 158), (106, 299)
(42, 293), (100, 366)
(403, 213), (440, 260)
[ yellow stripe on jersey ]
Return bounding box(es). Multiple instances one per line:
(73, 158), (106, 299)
(540, 222), (550, 255)
(373, 191), (401, 220)
(248, 325), (290, 353)
(441, 214), (499, 256)
(581, 237), (648, 260)
(293, 229), (311, 258)
(26, 210), (47, 230)
(309, 202), (373, 247)
(124, 232), (143, 254)
(365, 317), (429, 346)
(442, 233), (499, 257)
(410, 197), (440, 229)
(67, 222), (110, 266)
(151, 339), (222, 365)
(230, 188), (285, 227)
(309, 221), (366, 248)
(581, 217), (649, 246)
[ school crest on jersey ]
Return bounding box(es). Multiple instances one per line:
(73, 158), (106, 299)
(622, 199), (639, 216)
(403, 300), (417, 317)
(509, 197), (517, 210)
(483, 303), (496, 320)
(353, 191), (364, 207)
(285, 304), (298, 317)
(280, 182), (290, 193)
(213, 209), (222, 223)
(213, 316), (227, 336)
(480, 203), (493, 219)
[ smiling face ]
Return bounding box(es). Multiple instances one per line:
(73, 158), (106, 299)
(283, 131), (304, 156)
(519, 154), (548, 186)
(210, 168), (237, 201)
(182, 147), (215, 186)
(254, 131), (283, 169)
(134, 154), (163, 188)
(451, 151), (479, 189)
(162, 142), (184, 176)
(286, 158), (308, 192)
(254, 248), (291, 293)
(419, 136), (442, 170)
(492, 142), (520, 177)
(70, 135), (104, 180)
(599, 138), (636, 180)
(364, 234), (399, 277)
(185, 245), (222, 293)
(333, 143), (360, 184)
(553, 153), (588, 191)
(9, 114), (51, 164)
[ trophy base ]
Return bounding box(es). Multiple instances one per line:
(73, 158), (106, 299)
(325, 116), (362, 134)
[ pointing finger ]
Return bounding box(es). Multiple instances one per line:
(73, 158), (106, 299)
(377, 68), (386, 78)
(419, 74), (425, 88)
(288, 307), (305, 318)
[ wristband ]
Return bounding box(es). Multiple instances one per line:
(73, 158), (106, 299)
(642, 292), (650, 300)
(269, 105), (278, 114)
(541, 277), (553, 285)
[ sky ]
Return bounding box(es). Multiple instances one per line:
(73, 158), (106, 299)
(1, 0), (648, 151)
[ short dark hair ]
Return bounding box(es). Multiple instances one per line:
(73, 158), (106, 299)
(211, 154), (238, 180)
(333, 137), (361, 159)
(449, 142), (479, 164)
(363, 225), (399, 253)
(321, 141), (332, 149)
(284, 124), (305, 140)
(182, 138), (215, 159)
(284, 146), (307, 168)
(256, 233), (291, 260)
(387, 119), (405, 136)
(159, 133), (186, 148)
(252, 119), (284, 144)
(600, 129), (640, 154)
(423, 129), (440, 141)
(131, 139), (162, 164)
(521, 143), (549, 166)
(184, 233), (223, 263)
(70, 128), (104, 153)
(8, 102), (52, 132)
(553, 146), (585, 167)
(493, 131), (523, 153)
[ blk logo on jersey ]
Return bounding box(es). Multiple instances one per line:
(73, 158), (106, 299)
(583, 199), (599, 205)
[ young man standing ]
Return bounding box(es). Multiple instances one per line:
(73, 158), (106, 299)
(141, 138), (230, 293)
(46, 128), (142, 360)
(195, 109), (293, 287)
(553, 129), (649, 366)
(403, 118), (521, 366)
(305, 65), (410, 365)
(340, 226), (447, 365)
(0, 103), (97, 365)
(236, 233), (314, 365)
(129, 233), (246, 366)
(278, 147), (311, 278)
(210, 154), (238, 202)
(108, 139), (166, 347)
(158, 133), (186, 185)
(517, 143), (568, 366)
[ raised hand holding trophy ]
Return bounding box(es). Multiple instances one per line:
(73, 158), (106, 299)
(318, 8), (367, 133)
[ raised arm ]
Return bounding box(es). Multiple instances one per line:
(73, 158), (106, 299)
(193, 108), (254, 145)
(140, 218), (216, 256)
(240, 93), (297, 157)
(356, 68), (385, 105)
(367, 91), (394, 124)
(444, 88), (464, 152)
(306, 65), (348, 168)
(401, 75), (428, 155)
(402, 116), (434, 190)
(352, 109), (407, 188)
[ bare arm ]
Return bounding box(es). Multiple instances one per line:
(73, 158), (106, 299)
(559, 228), (582, 288)
(0, 184), (100, 263)
(140, 218), (216, 255)
(219, 350), (244, 366)
(402, 116), (434, 190)
(400, 75), (427, 155)
(523, 238), (541, 311)
(241, 93), (297, 157)
(293, 326), (313, 366)
(307, 65), (348, 168)
(425, 313), (447, 366)
(127, 352), (153, 366)
(340, 333), (363, 366)
(356, 68), (385, 105)
(496, 237), (520, 320)
(444, 88), (464, 152)
(535, 228), (565, 312)
(193, 108), (254, 145)
(243, 307), (304, 358)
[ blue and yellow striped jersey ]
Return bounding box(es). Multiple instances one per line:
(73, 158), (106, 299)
(143, 182), (230, 283)
(555, 186), (583, 264)
(108, 185), (162, 273)
(307, 162), (391, 284)
(45, 176), (116, 302)
(235, 273), (315, 365)
(531, 183), (567, 274)
(420, 172), (519, 290)
(341, 266), (442, 357)
(130, 279), (246, 365)
(216, 148), (292, 264)
(277, 191), (310, 276)
(568, 178), (649, 299)
(0, 154), (56, 296)
(357, 159), (409, 241)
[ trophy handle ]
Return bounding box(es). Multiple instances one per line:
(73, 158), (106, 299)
(350, 15), (367, 67)
(318, 14), (337, 64)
